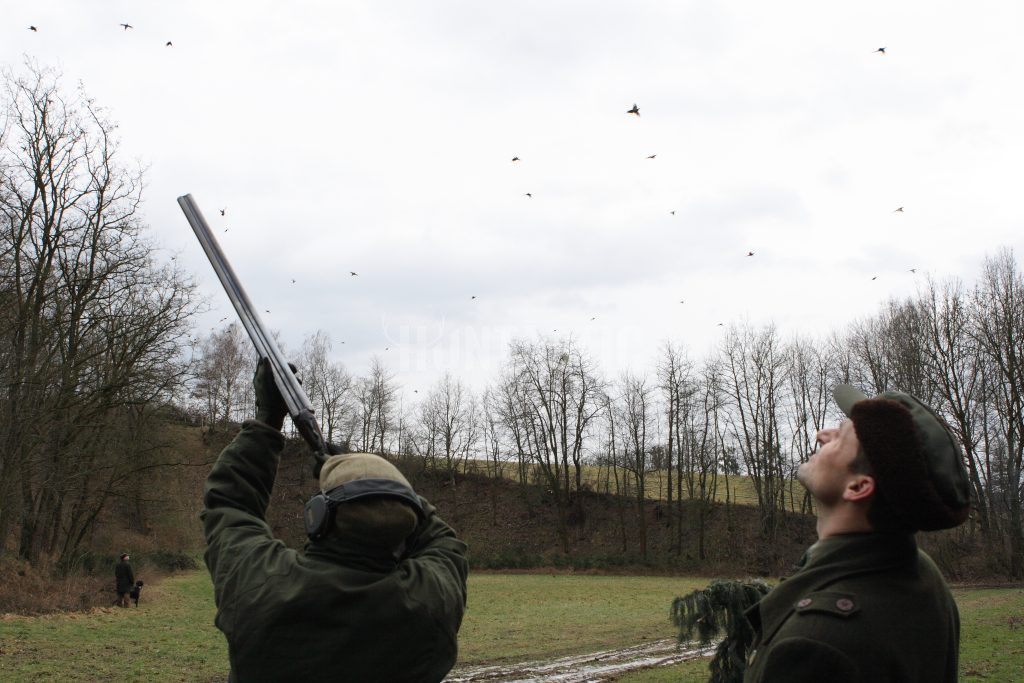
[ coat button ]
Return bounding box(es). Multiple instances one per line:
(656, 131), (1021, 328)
(796, 598), (813, 609)
(836, 598), (855, 611)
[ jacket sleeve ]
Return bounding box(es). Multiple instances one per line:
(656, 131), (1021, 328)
(199, 420), (286, 602)
(403, 496), (469, 626)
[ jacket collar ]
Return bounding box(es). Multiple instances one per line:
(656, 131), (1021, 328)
(747, 533), (917, 646)
(302, 535), (402, 573)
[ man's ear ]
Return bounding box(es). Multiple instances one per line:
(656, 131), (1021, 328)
(843, 474), (875, 503)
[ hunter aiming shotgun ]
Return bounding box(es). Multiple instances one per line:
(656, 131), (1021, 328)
(177, 193), (338, 476)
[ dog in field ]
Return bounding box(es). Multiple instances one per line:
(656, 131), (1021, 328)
(129, 580), (144, 607)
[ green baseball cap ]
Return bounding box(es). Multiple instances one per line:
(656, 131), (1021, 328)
(834, 385), (971, 531)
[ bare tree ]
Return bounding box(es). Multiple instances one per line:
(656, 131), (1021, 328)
(480, 387), (512, 525)
(719, 323), (788, 538)
(194, 324), (252, 426)
(296, 330), (353, 447)
(971, 249), (1024, 577)
(498, 337), (605, 554)
(682, 360), (725, 560)
(615, 372), (655, 559)
(658, 342), (692, 545)
(354, 357), (398, 453)
(0, 63), (198, 562)
(418, 372), (478, 485)
(916, 277), (991, 536)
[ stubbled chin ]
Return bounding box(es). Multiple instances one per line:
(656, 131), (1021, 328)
(796, 463), (810, 487)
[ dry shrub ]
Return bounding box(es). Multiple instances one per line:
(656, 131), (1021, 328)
(0, 553), (110, 615)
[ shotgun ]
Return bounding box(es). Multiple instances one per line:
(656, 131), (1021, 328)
(177, 193), (337, 476)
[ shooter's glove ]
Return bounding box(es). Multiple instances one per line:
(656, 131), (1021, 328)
(253, 357), (298, 430)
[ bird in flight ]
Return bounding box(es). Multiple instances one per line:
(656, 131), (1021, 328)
(646, 154), (656, 159)
(511, 156), (520, 162)
(471, 295), (477, 300)
(874, 47), (886, 54)
(590, 317), (596, 321)
(670, 210), (675, 215)
(291, 279), (296, 284)
(871, 276), (878, 281)
(350, 271), (358, 276)
(679, 300), (685, 304)
(29, 25), (38, 32)
(223, 227), (229, 233)
(166, 41), (173, 47)
(627, 104), (640, 116)
(717, 323), (724, 327)
(909, 268), (917, 273)
(220, 207), (226, 216)
(120, 23), (133, 30)
(524, 192), (532, 198)
(746, 251), (755, 257)
(893, 207), (904, 212)
(265, 309), (271, 313)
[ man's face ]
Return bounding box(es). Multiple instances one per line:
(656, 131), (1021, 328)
(797, 419), (862, 505)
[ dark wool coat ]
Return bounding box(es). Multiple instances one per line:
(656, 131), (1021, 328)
(201, 420), (468, 683)
(114, 559), (135, 594)
(743, 533), (959, 683)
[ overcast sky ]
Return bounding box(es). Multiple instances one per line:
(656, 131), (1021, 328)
(5, 1), (1023, 394)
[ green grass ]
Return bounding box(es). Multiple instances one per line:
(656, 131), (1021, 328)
(1, 573), (1020, 682)
(459, 573), (710, 663)
(0, 572), (226, 682)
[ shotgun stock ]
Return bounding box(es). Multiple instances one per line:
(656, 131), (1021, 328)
(177, 193), (335, 477)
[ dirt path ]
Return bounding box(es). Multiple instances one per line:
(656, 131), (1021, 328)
(446, 639), (713, 682)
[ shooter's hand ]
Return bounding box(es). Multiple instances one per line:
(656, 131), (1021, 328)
(253, 357), (297, 430)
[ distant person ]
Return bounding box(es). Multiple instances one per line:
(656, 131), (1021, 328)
(114, 553), (135, 608)
(201, 359), (468, 682)
(743, 385), (971, 682)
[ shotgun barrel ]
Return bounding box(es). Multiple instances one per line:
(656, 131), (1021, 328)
(177, 193), (330, 476)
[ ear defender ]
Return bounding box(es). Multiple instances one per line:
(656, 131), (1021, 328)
(304, 493), (334, 540)
(304, 478), (425, 541)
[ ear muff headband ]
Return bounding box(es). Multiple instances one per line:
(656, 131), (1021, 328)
(304, 478), (424, 541)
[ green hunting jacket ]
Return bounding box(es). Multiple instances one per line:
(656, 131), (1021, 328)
(115, 559), (134, 594)
(201, 420), (469, 683)
(743, 532), (959, 683)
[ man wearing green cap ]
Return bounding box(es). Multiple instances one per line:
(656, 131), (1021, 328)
(201, 359), (468, 682)
(743, 385), (971, 682)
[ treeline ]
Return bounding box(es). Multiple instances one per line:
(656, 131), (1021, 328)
(3, 65), (1021, 579)
(189, 250), (1024, 577)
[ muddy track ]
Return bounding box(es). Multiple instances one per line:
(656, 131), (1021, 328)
(446, 639), (713, 682)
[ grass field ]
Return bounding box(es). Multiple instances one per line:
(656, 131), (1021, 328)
(1, 572), (1020, 681)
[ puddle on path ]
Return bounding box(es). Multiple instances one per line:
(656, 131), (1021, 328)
(446, 639), (713, 682)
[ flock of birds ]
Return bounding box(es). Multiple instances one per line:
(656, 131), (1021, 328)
(28, 21), (174, 47)
(23, 21), (922, 360)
